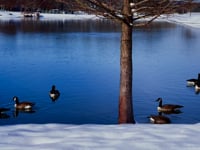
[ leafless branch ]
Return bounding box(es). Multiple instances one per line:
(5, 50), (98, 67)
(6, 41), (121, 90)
(77, 1), (195, 26)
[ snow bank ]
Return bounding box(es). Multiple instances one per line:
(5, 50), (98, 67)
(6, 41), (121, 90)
(0, 11), (98, 21)
(163, 13), (200, 28)
(0, 123), (199, 150)
(1, 11), (200, 29)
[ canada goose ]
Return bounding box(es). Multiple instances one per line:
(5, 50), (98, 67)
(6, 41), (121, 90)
(13, 96), (35, 110)
(187, 73), (200, 86)
(156, 98), (183, 113)
(148, 113), (171, 124)
(49, 85), (60, 101)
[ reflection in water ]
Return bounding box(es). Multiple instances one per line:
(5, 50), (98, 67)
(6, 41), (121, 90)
(0, 21), (18, 34)
(0, 108), (10, 113)
(13, 109), (36, 118)
(0, 19), (200, 125)
(0, 108), (10, 119)
(0, 113), (10, 119)
(182, 28), (197, 39)
(0, 19), (121, 34)
(160, 109), (182, 115)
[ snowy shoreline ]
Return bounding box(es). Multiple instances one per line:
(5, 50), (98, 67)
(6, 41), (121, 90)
(0, 11), (99, 21)
(0, 11), (200, 29)
(162, 12), (200, 28)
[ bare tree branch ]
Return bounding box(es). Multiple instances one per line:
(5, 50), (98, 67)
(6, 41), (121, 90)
(55, 0), (197, 27)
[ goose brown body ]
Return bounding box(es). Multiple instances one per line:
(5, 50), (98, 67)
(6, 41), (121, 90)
(148, 114), (171, 124)
(186, 79), (198, 86)
(187, 73), (200, 86)
(156, 98), (183, 113)
(13, 96), (35, 110)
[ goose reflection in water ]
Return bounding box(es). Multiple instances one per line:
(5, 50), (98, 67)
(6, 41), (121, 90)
(13, 109), (36, 118)
(0, 108), (10, 119)
(0, 113), (10, 119)
(160, 109), (183, 115)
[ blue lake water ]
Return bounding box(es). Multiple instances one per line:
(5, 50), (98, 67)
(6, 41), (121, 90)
(0, 19), (200, 125)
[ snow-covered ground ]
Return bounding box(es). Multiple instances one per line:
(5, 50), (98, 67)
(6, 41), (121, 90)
(1, 123), (200, 150)
(162, 13), (200, 28)
(1, 11), (200, 28)
(0, 11), (99, 21)
(0, 11), (200, 149)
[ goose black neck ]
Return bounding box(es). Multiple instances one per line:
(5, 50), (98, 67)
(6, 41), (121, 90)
(15, 99), (19, 104)
(52, 86), (56, 91)
(198, 74), (200, 80)
(158, 100), (162, 107)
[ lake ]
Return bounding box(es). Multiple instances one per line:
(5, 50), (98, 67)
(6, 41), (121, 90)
(0, 19), (200, 125)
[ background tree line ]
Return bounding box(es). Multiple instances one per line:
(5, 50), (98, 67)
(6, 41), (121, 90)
(0, 0), (121, 12)
(0, 0), (200, 13)
(0, 0), (69, 12)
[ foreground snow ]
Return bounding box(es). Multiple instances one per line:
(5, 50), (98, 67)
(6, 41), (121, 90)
(0, 123), (199, 150)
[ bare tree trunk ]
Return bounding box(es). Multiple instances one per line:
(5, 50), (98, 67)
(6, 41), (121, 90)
(118, 0), (135, 124)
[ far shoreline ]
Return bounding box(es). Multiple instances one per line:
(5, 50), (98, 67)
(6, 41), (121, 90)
(1, 10), (200, 29)
(0, 10), (99, 21)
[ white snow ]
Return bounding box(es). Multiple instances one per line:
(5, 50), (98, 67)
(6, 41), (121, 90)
(0, 10), (200, 149)
(0, 11), (200, 29)
(162, 12), (200, 28)
(0, 11), (99, 21)
(0, 123), (200, 150)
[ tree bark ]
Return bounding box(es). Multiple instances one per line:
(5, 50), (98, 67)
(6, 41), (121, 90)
(118, 0), (135, 124)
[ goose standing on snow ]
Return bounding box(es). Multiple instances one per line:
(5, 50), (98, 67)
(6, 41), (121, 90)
(49, 85), (60, 101)
(13, 96), (35, 110)
(156, 97), (183, 113)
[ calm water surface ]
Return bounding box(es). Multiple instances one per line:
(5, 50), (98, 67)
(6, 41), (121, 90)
(0, 19), (200, 125)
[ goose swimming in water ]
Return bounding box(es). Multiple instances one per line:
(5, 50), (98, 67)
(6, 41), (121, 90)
(148, 113), (171, 124)
(156, 97), (183, 113)
(49, 85), (60, 101)
(13, 96), (35, 110)
(186, 73), (200, 86)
